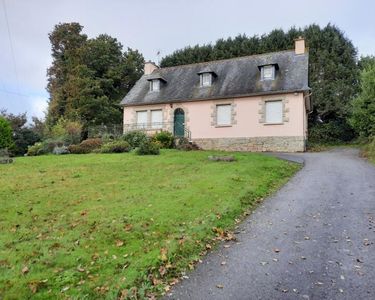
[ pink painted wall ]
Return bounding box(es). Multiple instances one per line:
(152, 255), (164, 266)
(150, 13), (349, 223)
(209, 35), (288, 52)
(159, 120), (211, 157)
(123, 92), (307, 139)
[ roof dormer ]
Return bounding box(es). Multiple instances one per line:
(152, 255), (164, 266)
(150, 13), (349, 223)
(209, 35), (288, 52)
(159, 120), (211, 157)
(258, 64), (279, 81)
(197, 69), (217, 87)
(147, 75), (167, 92)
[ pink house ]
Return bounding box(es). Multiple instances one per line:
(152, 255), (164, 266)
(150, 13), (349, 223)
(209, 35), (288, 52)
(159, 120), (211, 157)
(120, 38), (311, 152)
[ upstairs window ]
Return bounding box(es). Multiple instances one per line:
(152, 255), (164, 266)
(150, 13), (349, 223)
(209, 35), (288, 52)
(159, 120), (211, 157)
(150, 79), (160, 92)
(261, 65), (275, 80)
(265, 100), (283, 123)
(216, 104), (232, 126)
(200, 73), (212, 87)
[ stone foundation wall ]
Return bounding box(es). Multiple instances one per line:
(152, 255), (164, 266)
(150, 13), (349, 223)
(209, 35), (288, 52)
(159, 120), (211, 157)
(192, 136), (306, 152)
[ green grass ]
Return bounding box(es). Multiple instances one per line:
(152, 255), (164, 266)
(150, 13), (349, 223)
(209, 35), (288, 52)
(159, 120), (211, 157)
(0, 150), (299, 299)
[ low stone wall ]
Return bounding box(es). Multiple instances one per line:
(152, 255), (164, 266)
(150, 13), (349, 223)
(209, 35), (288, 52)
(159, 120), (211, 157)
(192, 136), (306, 152)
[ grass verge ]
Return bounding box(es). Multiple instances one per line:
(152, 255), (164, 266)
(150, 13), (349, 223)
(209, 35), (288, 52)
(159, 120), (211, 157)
(0, 150), (299, 299)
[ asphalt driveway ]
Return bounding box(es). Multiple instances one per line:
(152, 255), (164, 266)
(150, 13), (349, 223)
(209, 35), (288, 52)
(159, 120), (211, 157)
(166, 148), (375, 300)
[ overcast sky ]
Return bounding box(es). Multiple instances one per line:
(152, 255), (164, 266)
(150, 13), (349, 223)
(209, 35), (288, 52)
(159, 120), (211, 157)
(0, 0), (374, 120)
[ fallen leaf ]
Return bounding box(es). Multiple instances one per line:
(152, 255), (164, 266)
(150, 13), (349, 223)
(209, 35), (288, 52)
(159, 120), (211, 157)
(28, 282), (39, 294)
(152, 277), (162, 286)
(22, 266), (29, 274)
(77, 265), (85, 272)
(206, 244), (212, 250)
(124, 224), (133, 232)
(116, 240), (124, 247)
(160, 248), (168, 261)
(159, 266), (166, 276)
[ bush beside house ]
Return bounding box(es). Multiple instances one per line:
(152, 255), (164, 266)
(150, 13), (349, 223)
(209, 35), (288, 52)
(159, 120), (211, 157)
(0, 117), (14, 151)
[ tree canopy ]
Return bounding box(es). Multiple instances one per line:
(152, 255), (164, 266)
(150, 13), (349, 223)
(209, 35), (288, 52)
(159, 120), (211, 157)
(350, 58), (375, 137)
(46, 23), (144, 131)
(0, 116), (14, 150)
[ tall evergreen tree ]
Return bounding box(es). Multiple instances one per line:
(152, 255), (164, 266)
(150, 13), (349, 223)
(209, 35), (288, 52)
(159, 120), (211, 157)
(46, 23), (144, 131)
(46, 23), (87, 127)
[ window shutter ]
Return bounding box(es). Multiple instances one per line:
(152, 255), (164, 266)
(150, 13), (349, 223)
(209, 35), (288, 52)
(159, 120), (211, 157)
(136, 111), (148, 128)
(216, 104), (231, 126)
(265, 101), (283, 123)
(151, 110), (162, 129)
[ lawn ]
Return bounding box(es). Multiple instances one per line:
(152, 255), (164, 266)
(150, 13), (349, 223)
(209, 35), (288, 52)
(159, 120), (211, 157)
(0, 150), (299, 299)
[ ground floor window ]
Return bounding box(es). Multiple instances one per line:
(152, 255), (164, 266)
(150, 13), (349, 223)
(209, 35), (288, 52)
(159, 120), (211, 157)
(265, 100), (283, 124)
(151, 109), (163, 129)
(216, 104), (232, 126)
(136, 111), (148, 128)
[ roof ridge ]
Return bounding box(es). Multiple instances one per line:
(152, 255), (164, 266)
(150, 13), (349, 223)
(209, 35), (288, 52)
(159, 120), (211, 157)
(158, 48), (297, 71)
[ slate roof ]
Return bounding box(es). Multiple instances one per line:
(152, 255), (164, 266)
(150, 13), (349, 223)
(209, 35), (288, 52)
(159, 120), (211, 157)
(120, 50), (309, 107)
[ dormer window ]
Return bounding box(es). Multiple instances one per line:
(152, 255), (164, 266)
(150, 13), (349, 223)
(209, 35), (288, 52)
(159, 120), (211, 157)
(150, 79), (160, 92)
(198, 69), (217, 87)
(262, 65), (275, 80)
(200, 73), (212, 87)
(261, 65), (276, 80)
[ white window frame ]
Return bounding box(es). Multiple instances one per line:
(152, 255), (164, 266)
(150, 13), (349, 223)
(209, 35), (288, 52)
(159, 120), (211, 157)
(136, 110), (148, 128)
(216, 104), (232, 126)
(150, 79), (160, 92)
(261, 65), (275, 80)
(265, 100), (283, 124)
(200, 73), (212, 87)
(151, 109), (163, 129)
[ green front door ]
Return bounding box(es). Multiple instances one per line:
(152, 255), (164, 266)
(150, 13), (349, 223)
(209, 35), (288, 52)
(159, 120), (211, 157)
(174, 108), (185, 137)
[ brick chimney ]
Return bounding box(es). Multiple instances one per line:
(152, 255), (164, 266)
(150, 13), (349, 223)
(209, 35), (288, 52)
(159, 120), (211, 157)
(144, 61), (158, 75)
(294, 37), (306, 55)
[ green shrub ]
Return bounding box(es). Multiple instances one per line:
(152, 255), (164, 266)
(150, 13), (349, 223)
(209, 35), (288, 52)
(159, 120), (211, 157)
(350, 61), (375, 138)
(80, 138), (102, 151)
(152, 131), (174, 148)
(308, 120), (355, 143)
(101, 140), (131, 153)
(122, 130), (148, 148)
(67, 138), (102, 154)
(50, 117), (83, 145)
(44, 138), (65, 153)
(67, 144), (87, 154)
(0, 116), (14, 150)
(136, 138), (160, 155)
(27, 142), (48, 156)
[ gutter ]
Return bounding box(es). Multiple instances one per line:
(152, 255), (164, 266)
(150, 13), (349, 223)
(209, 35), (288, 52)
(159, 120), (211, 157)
(120, 89), (310, 108)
